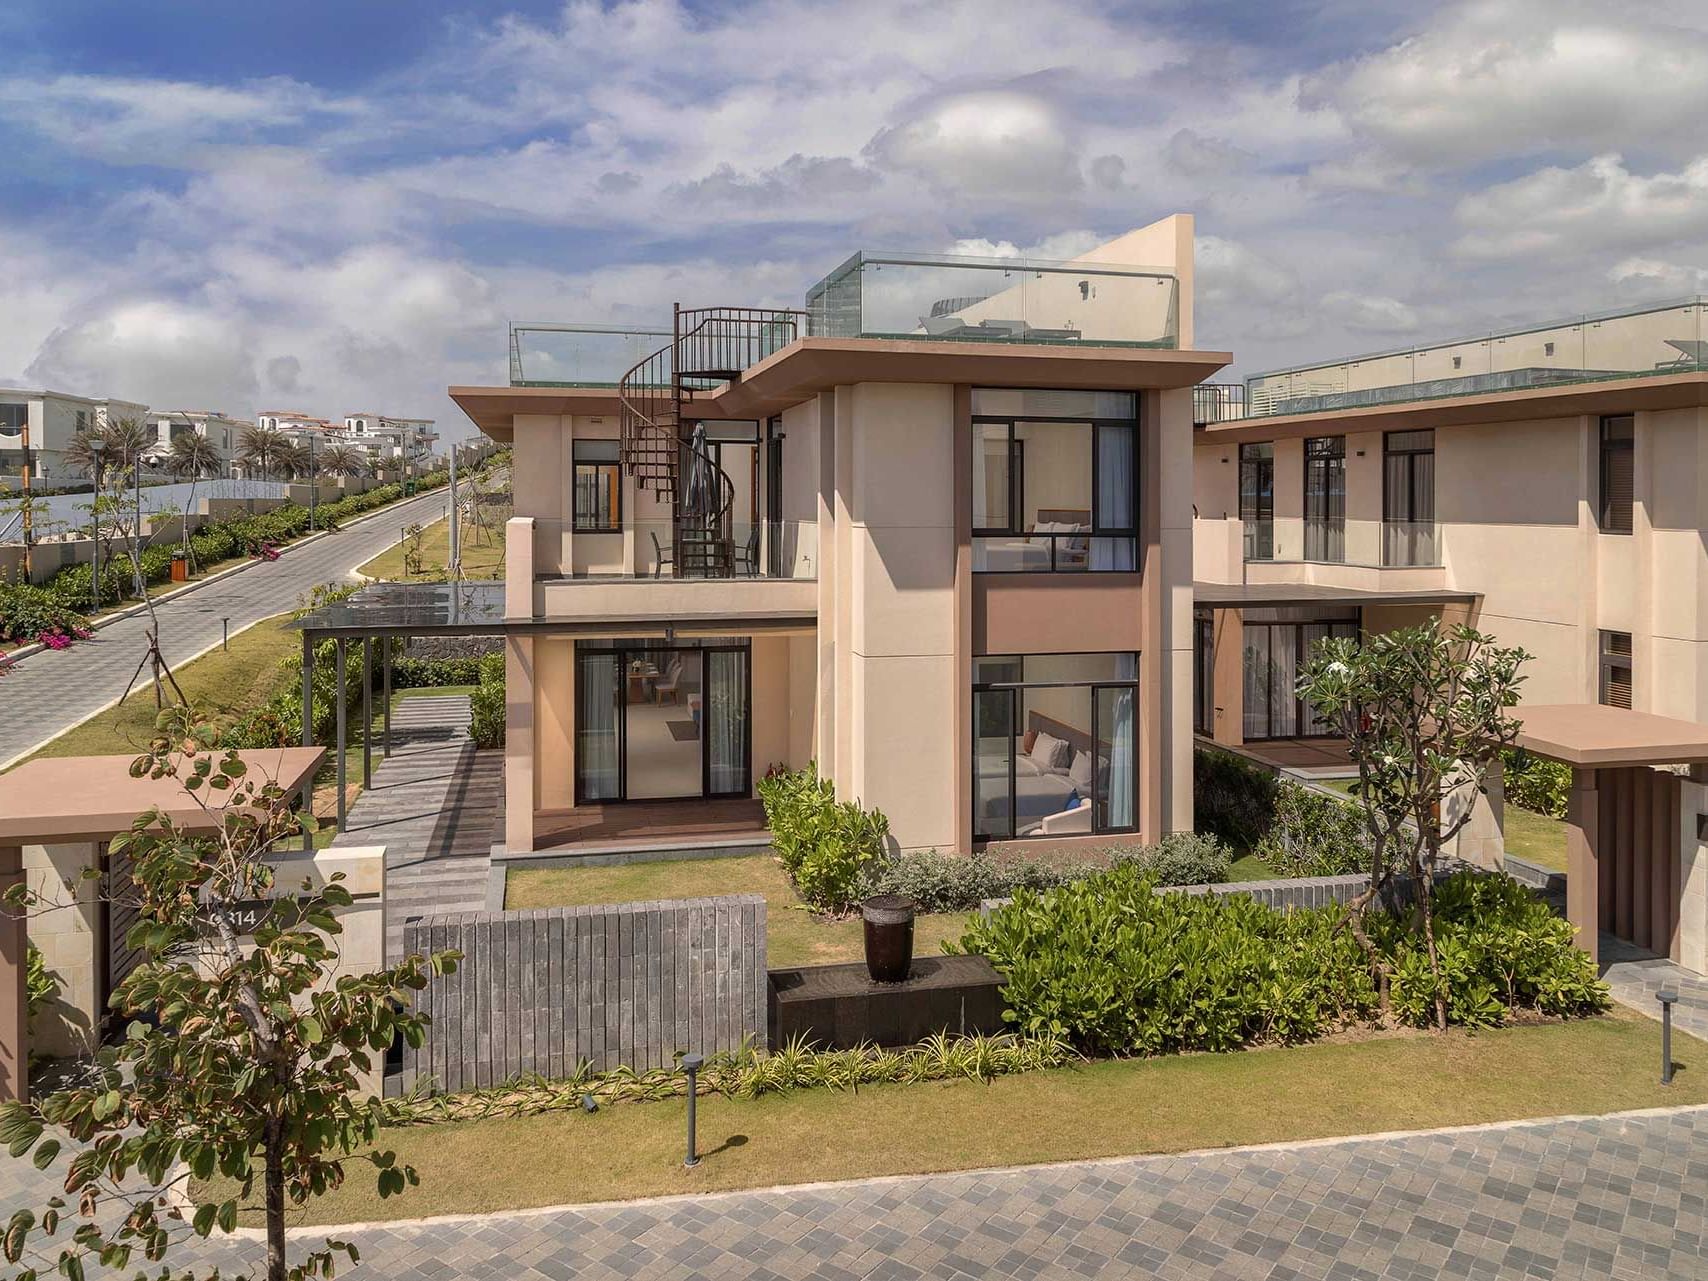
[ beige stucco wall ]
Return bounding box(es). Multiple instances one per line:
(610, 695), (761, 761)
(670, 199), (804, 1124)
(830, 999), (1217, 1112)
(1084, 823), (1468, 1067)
(24, 841), (103, 1057)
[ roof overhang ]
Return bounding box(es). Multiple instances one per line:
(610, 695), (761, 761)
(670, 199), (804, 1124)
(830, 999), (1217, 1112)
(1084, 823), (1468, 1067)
(1193, 582), (1479, 610)
(449, 386), (625, 441)
(1197, 370), (1708, 444)
(450, 339), (1232, 436)
(0, 748), (326, 844)
(1513, 703), (1708, 768)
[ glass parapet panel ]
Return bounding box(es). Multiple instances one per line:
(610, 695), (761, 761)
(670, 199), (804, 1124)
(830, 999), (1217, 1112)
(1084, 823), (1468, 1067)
(509, 323), (671, 387)
(806, 251), (1179, 348)
(1244, 296), (1708, 417)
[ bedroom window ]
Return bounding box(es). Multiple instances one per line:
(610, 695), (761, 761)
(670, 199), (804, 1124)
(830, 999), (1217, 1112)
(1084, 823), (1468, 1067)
(572, 439), (622, 532)
(972, 652), (1139, 841)
(970, 388), (1137, 572)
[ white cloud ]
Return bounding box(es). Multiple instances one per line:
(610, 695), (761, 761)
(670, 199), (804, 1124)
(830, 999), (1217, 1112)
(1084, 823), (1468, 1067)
(1320, 289), (1422, 335)
(1452, 153), (1708, 259)
(1326, 0), (1708, 166)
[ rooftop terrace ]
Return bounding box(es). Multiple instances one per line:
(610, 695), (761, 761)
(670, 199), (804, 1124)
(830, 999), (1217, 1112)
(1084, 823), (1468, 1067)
(1241, 295), (1708, 419)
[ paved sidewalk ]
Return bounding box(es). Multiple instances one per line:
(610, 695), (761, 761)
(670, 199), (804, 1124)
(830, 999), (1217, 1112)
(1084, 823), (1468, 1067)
(0, 488), (449, 768)
(1602, 934), (1708, 1040)
(329, 693), (500, 961)
(0, 1104), (1695, 1280)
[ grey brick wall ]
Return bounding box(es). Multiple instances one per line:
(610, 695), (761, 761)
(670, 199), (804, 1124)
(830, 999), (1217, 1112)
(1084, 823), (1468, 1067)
(404, 894), (767, 1092)
(978, 868), (1459, 918)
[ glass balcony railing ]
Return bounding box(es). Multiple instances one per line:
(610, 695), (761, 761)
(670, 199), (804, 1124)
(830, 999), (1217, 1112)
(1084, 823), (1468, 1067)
(1383, 520), (1437, 568)
(1244, 296), (1708, 417)
(806, 251), (1179, 349)
(509, 323), (671, 387)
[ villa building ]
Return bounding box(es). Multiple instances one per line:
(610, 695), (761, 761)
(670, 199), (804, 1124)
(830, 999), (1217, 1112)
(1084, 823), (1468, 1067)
(0, 387), (149, 482)
(456, 215), (1224, 857)
(1192, 296), (1708, 971)
(142, 409), (246, 471)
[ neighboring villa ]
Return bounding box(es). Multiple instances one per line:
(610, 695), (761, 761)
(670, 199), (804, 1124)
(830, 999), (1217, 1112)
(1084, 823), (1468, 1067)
(1193, 295), (1708, 973)
(455, 214), (1220, 857)
(0, 387), (150, 481)
(142, 409), (247, 472)
(255, 408), (440, 471)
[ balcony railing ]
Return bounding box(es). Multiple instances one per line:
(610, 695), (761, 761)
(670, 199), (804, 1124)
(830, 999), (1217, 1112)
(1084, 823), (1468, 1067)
(1304, 517), (1345, 563)
(1243, 519), (1274, 562)
(806, 250), (1179, 349)
(533, 517), (818, 582)
(1194, 383), (1247, 425)
(509, 323), (671, 387)
(1244, 295), (1708, 417)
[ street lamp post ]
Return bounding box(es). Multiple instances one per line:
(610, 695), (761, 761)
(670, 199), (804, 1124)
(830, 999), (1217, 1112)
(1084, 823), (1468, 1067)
(89, 438), (106, 612)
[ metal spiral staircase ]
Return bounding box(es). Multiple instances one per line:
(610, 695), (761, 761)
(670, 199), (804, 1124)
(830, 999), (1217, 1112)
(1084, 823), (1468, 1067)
(618, 305), (807, 576)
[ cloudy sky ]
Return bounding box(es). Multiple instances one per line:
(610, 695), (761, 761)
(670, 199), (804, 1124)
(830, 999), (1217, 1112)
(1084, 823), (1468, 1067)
(4, 0), (1707, 442)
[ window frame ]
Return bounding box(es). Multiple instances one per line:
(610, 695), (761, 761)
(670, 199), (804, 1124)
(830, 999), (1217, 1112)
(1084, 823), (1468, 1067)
(571, 439), (623, 534)
(1302, 435), (1346, 563)
(1238, 442), (1275, 561)
(1599, 630), (1633, 709)
(1382, 428), (1436, 567)
(1598, 414), (1634, 535)
(970, 409), (1139, 574)
(972, 652), (1141, 840)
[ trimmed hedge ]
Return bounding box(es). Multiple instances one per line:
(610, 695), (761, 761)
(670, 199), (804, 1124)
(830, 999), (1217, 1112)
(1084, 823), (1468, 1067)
(468, 653), (505, 749)
(858, 834), (1231, 913)
(757, 765), (890, 913)
(1502, 747), (1570, 820)
(956, 866), (1608, 1056)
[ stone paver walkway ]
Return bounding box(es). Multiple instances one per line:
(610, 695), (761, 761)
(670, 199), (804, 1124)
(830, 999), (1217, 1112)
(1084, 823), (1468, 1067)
(329, 692), (500, 960)
(4, 1104), (1702, 1279)
(1602, 934), (1708, 1041)
(0, 488), (451, 768)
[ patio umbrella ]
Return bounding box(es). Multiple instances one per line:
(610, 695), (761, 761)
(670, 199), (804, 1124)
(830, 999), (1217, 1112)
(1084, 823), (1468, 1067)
(683, 422), (719, 520)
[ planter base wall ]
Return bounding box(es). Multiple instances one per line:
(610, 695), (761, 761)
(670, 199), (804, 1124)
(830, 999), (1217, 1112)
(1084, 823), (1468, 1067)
(767, 955), (1006, 1050)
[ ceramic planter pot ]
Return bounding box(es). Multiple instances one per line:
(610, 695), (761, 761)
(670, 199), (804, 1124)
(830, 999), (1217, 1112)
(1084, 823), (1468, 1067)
(861, 894), (916, 983)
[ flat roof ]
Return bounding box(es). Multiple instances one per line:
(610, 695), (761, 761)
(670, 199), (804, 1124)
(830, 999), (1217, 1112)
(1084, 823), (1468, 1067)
(0, 748), (325, 844)
(452, 337), (1233, 438)
(1196, 370), (1708, 443)
(1193, 582), (1479, 609)
(1513, 704), (1708, 767)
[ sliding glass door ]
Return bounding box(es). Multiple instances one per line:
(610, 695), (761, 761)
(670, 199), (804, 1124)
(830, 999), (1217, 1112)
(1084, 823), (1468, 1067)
(704, 647), (750, 797)
(1241, 618), (1359, 740)
(576, 651), (621, 802)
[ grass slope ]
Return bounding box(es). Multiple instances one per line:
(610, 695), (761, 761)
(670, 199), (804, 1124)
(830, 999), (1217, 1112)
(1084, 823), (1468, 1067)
(358, 516), (504, 582)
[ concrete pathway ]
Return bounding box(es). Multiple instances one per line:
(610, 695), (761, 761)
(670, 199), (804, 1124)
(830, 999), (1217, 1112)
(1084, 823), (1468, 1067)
(0, 488), (451, 769)
(4, 1104), (1703, 1279)
(329, 693), (500, 961)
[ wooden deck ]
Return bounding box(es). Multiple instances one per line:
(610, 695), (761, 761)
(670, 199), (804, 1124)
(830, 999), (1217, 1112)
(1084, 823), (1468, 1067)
(533, 796), (770, 855)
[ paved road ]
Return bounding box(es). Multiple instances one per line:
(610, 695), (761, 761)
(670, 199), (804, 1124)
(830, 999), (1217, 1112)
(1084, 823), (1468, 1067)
(0, 489), (450, 768)
(2, 1105), (1702, 1279)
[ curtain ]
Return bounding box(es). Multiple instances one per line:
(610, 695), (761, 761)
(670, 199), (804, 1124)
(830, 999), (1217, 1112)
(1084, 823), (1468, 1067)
(706, 649), (749, 795)
(576, 652), (620, 800)
(1243, 626), (1270, 740)
(1097, 686), (1135, 829)
(1091, 425), (1135, 570)
(1269, 628), (1299, 738)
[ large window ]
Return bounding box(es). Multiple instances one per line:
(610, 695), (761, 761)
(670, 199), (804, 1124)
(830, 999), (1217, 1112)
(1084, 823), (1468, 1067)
(572, 439), (622, 532)
(1303, 435), (1345, 562)
(1241, 609), (1358, 740)
(1599, 630), (1633, 709)
(1383, 429), (1435, 566)
(1193, 609), (1214, 736)
(973, 652), (1138, 840)
(1239, 443), (1274, 560)
(971, 388), (1137, 572)
(0, 404), (25, 442)
(1599, 415), (1634, 535)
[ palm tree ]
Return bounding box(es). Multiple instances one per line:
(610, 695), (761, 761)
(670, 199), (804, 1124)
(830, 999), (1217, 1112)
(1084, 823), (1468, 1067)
(275, 441), (312, 481)
(101, 417), (152, 471)
(317, 444), (368, 479)
(235, 424), (292, 480)
(164, 432), (225, 571)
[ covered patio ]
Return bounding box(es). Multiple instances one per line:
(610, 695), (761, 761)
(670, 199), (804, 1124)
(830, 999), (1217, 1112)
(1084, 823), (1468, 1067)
(1512, 703), (1708, 973)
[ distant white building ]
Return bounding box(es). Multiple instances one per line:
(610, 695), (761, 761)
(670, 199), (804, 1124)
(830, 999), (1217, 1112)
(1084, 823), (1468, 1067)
(343, 412), (438, 465)
(0, 387), (150, 482)
(142, 410), (247, 473)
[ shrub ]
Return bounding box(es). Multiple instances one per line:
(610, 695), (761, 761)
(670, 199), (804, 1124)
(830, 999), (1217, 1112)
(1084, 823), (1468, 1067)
(757, 765), (890, 913)
(1255, 780), (1371, 877)
(390, 655), (487, 688)
(860, 833), (1231, 913)
(956, 862), (1375, 1055)
(1502, 748), (1570, 819)
(1372, 871), (1607, 1028)
(1192, 747), (1277, 851)
(0, 581), (88, 644)
(469, 678), (505, 749)
(958, 866), (1606, 1054)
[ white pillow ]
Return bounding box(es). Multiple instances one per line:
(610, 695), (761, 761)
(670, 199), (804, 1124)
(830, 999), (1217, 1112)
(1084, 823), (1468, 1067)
(1031, 731), (1071, 772)
(1068, 750), (1093, 790)
(1029, 520), (1059, 545)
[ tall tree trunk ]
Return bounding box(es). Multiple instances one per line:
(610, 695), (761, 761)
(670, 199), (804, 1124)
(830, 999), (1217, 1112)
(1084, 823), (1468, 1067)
(1415, 846), (1448, 1031)
(265, 1119), (287, 1281)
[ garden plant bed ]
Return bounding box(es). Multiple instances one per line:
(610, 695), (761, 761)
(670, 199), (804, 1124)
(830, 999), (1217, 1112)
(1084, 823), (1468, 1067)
(202, 1007), (1705, 1225)
(358, 515), (506, 582)
(505, 854), (976, 970)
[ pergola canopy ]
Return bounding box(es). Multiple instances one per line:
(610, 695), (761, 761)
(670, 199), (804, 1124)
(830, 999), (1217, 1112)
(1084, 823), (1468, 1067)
(1513, 703), (1708, 768)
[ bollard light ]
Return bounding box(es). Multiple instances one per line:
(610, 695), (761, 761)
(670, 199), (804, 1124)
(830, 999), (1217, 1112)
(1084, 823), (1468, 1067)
(1659, 988), (1679, 1086)
(682, 1052), (704, 1168)
(580, 1093), (599, 1114)
(222, 617), (230, 651)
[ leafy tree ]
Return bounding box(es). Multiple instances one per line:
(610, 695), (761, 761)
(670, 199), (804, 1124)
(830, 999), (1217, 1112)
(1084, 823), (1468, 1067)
(235, 426), (293, 481)
(165, 433), (226, 572)
(61, 419), (153, 481)
(315, 446), (369, 479)
(1297, 620), (1529, 1029)
(0, 709), (457, 1281)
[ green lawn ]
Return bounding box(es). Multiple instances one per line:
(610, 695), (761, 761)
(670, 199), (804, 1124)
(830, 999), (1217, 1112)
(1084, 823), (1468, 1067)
(507, 855), (975, 970)
(359, 516), (504, 582)
(1503, 803), (1567, 872)
(1224, 853), (1281, 881)
(207, 1007), (1705, 1224)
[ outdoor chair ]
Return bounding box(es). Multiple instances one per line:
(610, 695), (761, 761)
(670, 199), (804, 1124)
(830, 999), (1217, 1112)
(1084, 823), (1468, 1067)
(653, 658), (683, 705)
(650, 530), (674, 579)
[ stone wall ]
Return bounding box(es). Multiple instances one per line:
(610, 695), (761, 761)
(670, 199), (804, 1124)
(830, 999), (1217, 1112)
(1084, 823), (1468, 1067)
(403, 894), (767, 1092)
